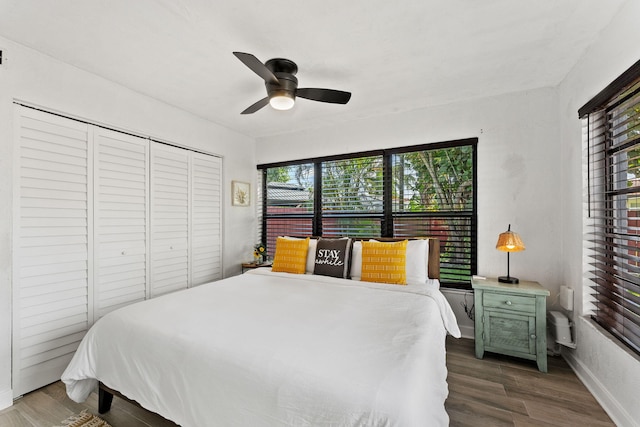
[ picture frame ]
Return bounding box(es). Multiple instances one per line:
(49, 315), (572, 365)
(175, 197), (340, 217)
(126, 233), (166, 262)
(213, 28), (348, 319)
(232, 181), (250, 206)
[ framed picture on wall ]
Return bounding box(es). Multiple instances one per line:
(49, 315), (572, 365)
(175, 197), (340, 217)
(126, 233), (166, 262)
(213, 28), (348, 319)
(232, 181), (250, 206)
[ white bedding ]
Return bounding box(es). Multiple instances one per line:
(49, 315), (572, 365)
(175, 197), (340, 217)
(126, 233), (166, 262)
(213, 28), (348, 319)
(62, 269), (461, 427)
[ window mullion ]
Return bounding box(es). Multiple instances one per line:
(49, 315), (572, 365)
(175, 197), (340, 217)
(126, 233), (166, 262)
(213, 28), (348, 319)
(313, 162), (322, 236)
(382, 153), (393, 237)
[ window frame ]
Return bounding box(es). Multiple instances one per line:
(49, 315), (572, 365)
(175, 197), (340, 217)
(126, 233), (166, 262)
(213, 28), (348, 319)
(257, 138), (478, 289)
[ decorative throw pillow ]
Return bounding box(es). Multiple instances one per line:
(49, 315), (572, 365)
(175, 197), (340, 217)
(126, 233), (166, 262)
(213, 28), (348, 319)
(272, 237), (310, 274)
(313, 238), (352, 278)
(361, 240), (408, 285)
(283, 236), (318, 273)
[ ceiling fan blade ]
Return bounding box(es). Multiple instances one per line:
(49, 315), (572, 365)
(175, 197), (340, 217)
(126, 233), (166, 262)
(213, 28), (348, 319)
(296, 88), (351, 104)
(233, 52), (279, 85)
(241, 97), (270, 114)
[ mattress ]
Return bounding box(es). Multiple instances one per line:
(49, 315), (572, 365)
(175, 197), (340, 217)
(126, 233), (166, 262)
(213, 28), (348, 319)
(62, 268), (461, 426)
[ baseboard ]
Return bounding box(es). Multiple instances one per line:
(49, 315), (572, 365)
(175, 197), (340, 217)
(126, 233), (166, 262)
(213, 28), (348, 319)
(458, 324), (474, 339)
(563, 350), (638, 427)
(0, 388), (12, 411)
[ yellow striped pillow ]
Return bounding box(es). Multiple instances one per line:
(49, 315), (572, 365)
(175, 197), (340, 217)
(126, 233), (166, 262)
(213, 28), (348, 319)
(272, 237), (310, 274)
(361, 240), (408, 285)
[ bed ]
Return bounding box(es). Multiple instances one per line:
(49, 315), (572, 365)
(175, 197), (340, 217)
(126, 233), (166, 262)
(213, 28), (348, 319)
(62, 237), (461, 426)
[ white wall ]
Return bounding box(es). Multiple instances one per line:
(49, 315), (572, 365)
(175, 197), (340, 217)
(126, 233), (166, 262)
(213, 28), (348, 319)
(0, 37), (257, 409)
(558, 1), (640, 426)
(257, 86), (564, 338)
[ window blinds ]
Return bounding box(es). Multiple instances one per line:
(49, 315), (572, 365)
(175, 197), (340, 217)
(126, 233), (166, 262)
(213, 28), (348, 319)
(582, 63), (640, 356)
(258, 139), (477, 288)
(321, 156), (384, 238)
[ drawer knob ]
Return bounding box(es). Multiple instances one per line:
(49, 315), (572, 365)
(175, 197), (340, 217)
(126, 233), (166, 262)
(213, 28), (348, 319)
(530, 334), (536, 339)
(505, 300), (512, 305)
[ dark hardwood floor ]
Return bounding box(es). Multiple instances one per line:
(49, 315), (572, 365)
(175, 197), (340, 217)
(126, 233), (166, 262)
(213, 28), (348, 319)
(0, 337), (615, 426)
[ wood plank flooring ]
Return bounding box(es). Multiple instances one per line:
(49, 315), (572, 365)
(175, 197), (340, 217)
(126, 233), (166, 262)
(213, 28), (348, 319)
(445, 337), (615, 426)
(0, 337), (615, 426)
(0, 381), (177, 427)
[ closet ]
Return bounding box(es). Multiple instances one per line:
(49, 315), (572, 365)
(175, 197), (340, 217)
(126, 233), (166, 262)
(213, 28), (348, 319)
(12, 105), (222, 397)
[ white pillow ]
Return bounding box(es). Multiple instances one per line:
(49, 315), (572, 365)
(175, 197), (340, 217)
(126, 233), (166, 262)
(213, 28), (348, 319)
(349, 241), (363, 280)
(306, 239), (318, 273)
(406, 239), (429, 285)
(350, 239), (429, 284)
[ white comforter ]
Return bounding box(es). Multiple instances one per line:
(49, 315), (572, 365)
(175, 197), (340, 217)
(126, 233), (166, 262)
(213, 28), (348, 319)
(62, 269), (461, 427)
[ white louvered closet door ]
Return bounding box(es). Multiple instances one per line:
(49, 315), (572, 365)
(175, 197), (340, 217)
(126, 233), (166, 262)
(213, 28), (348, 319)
(190, 153), (222, 285)
(150, 142), (190, 297)
(94, 128), (148, 319)
(13, 106), (91, 397)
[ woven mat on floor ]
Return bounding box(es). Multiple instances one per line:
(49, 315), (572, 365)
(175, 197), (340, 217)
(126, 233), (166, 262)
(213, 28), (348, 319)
(55, 410), (112, 427)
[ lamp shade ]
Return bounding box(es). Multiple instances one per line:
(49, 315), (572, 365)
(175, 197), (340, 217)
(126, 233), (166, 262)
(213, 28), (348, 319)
(496, 225), (525, 252)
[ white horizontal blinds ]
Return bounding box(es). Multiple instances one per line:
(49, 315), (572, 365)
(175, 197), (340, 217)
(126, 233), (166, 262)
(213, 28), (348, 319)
(94, 128), (148, 318)
(321, 156), (383, 237)
(13, 106), (91, 397)
(150, 142), (190, 297)
(190, 153), (222, 285)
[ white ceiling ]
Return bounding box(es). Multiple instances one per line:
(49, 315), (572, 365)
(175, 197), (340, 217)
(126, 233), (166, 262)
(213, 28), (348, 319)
(0, 0), (627, 139)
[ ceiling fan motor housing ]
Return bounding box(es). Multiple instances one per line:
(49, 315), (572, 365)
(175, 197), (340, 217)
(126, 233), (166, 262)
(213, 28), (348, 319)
(267, 72), (298, 100)
(265, 58), (299, 100)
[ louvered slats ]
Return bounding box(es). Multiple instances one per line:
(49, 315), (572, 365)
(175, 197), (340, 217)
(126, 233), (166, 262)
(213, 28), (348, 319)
(94, 128), (148, 318)
(150, 143), (190, 297)
(14, 106), (223, 396)
(191, 153), (222, 285)
(583, 73), (640, 356)
(13, 107), (91, 397)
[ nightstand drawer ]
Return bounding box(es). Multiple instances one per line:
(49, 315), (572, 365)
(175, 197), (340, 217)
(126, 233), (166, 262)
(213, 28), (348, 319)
(482, 292), (535, 314)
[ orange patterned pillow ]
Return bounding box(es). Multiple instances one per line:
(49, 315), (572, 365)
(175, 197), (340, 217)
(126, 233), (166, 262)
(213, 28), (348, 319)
(272, 237), (310, 274)
(361, 240), (408, 285)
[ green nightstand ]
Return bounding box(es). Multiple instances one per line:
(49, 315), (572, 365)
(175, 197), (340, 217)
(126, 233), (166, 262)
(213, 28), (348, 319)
(472, 277), (550, 372)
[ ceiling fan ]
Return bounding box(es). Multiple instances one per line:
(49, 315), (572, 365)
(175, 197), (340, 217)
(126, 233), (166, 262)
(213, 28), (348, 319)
(233, 52), (352, 114)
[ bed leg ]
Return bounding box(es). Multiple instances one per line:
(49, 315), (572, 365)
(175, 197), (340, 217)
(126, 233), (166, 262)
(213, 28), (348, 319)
(98, 385), (114, 414)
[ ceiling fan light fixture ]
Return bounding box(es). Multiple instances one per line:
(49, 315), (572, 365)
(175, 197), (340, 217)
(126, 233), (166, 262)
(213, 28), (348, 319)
(269, 93), (295, 110)
(234, 52), (351, 114)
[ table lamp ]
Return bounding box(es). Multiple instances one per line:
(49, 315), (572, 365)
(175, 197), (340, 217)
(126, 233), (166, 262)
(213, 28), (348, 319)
(496, 224), (525, 283)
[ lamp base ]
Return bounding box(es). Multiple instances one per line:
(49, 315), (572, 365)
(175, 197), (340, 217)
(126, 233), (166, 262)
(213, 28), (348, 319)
(498, 276), (519, 284)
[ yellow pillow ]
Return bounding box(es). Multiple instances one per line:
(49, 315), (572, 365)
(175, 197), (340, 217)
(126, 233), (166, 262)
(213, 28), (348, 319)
(361, 240), (408, 285)
(272, 237), (310, 274)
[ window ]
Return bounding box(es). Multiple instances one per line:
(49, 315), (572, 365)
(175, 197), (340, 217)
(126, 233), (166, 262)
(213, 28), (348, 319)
(261, 163), (315, 249)
(258, 139), (477, 288)
(580, 59), (640, 356)
(391, 146), (476, 284)
(321, 156), (384, 237)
